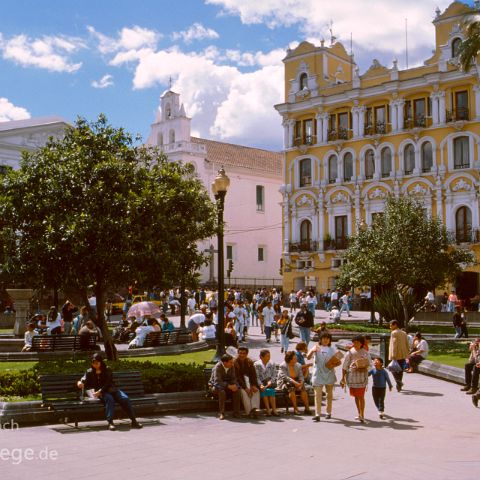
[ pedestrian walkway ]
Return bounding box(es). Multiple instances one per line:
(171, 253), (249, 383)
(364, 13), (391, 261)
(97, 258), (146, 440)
(1, 368), (477, 480)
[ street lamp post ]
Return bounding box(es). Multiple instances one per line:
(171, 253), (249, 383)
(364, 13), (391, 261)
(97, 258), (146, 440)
(211, 167), (230, 362)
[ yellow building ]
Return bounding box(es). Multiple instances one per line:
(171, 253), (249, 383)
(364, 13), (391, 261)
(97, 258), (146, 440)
(275, 1), (480, 298)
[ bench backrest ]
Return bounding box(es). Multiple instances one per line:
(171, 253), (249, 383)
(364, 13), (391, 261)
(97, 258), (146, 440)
(32, 335), (97, 352)
(144, 330), (180, 347)
(40, 371), (145, 402)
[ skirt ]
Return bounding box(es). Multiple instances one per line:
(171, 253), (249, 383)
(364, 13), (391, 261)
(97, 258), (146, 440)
(349, 387), (366, 397)
(260, 387), (276, 398)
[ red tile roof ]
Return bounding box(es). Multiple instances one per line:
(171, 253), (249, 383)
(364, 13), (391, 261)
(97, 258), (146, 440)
(191, 137), (282, 176)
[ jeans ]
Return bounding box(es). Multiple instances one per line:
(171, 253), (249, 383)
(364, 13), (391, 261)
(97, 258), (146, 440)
(454, 326), (463, 338)
(235, 321), (244, 341)
(299, 326), (311, 344)
(324, 301), (331, 312)
(339, 303), (351, 316)
(101, 390), (136, 423)
(391, 359), (407, 388)
(447, 301), (456, 312)
(307, 303), (315, 317)
(280, 333), (289, 351)
(372, 386), (386, 412)
(265, 326), (272, 341)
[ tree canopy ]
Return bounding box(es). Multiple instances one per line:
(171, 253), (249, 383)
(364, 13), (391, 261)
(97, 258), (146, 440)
(337, 196), (475, 325)
(0, 114), (216, 357)
(459, 15), (480, 72)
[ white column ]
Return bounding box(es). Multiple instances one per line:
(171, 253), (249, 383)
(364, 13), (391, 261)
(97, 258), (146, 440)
(321, 113), (329, 144)
(316, 114), (323, 143)
(287, 120), (296, 148)
(439, 92), (446, 124)
(318, 197), (325, 251)
(474, 85), (480, 120)
(354, 186), (361, 224)
(282, 120), (289, 149)
(413, 145), (420, 175)
(390, 101), (398, 131)
(358, 106), (366, 138)
(283, 200), (290, 253)
(397, 99), (405, 131)
(351, 108), (359, 138)
(431, 93), (439, 126)
(373, 149), (381, 180)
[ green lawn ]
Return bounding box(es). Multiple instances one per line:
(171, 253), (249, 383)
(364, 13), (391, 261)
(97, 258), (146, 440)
(427, 353), (466, 369)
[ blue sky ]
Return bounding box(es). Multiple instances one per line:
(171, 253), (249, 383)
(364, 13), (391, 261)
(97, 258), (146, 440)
(0, 0), (470, 150)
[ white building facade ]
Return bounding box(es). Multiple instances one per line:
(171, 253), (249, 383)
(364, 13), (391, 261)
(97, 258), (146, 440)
(147, 90), (283, 287)
(0, 116), (69, 172)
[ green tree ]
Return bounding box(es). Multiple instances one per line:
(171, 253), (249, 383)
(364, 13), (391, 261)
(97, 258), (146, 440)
(0, 115), (216, 358)
(459, 15), (480, 71)
(337, 196), (475, 326)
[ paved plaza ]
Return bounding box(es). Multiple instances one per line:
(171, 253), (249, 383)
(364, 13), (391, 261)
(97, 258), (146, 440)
(1, 310), (478, 480)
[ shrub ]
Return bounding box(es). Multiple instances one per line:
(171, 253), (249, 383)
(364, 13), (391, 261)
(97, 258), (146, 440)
(0, 359), (205, 398)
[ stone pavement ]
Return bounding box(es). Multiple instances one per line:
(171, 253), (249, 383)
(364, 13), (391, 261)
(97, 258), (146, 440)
(2, 309), (478, 480)
(1, 369), (478, 480)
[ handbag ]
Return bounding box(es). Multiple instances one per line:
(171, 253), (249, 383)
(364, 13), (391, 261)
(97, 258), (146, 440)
(325, 356), (342, 369)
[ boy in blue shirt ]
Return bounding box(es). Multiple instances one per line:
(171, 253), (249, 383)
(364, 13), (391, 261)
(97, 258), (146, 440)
(368, 357), (393, 419)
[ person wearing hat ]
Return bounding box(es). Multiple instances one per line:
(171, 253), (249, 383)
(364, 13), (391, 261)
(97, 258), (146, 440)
(77, 353), (142, 430)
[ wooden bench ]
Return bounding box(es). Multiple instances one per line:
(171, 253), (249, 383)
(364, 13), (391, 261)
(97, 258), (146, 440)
(143, 331), (179, 347)
(39, 370), (158, 427)
(32, 334), (97, 352)
(203, 367), (313, 414)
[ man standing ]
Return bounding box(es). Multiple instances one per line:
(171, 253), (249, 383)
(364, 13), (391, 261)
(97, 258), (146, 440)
(262, 301), (275, 343)
(339, 292), (352, 318)
(209, 354), (241, 420)
(233, 300), (248, 343)
(61, 300), (78, 335)
(295, 304), (314, 344)
(330, 289), (339, 308)
(388, 320), (410, 392)
(234, 347), (260, 418)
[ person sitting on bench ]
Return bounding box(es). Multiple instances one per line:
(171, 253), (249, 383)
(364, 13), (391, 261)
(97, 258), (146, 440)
(77, 353), (143, 431)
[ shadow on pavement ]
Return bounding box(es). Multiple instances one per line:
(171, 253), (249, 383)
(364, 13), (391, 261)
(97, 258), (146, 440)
(51, 418), (163, 434)
(399, 389), (443, 397)
(331, 417), (423, 431)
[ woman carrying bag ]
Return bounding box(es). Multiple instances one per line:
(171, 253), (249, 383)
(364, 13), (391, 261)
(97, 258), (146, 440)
(278, 309), (293, 353)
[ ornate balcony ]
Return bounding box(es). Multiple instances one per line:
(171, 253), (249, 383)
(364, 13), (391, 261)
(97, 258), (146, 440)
(289, 240), (318, 253)
(446, 107), (469, 122)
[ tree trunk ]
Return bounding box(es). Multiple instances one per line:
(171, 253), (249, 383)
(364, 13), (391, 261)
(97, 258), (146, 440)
(396, 285), (409, 329)
(95, 283), (118, 361)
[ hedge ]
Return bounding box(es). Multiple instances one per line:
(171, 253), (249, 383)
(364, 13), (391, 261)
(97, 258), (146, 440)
(0, 360), (205, 398)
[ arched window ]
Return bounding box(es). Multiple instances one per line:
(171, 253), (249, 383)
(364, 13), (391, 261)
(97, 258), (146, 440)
(421, 142), (433, 172)
(328, 155), (338, 183)
(404, 144), (415, 175)
(380, 147), (391, 178)
(300, 219), (312, 250)
(456, 206), (472, 243)
(157, 132), (164, 146)
(365, 149), (375, 179)
(299, 158), (312, 187)
(169, 129), (175, 144)
(453, 136), (470, 169)
(299, 73), (308, 90)
(343, 152), (353, 182)
(452, 37), (462, 58)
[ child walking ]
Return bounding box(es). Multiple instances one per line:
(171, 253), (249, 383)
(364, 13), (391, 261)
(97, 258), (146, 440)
(368, 357), (393, 419)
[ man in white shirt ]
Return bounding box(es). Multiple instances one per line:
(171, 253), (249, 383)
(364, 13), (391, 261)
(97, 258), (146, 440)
(187, 295), (197, 316)
(188, 312), (205, 342)
(262, 301), (275, 343)
(339, 292), (352, 318)
(233, 301), (248, 342)
(330, 290), (339, 308)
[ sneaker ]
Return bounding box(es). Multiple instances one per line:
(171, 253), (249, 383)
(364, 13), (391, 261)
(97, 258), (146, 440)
(379, 413), (385, 419)
(108, 422), (116, 431)
(325, 413), (331, 419)
(131, 420), (143, 429)
(312, 416), (320, 422)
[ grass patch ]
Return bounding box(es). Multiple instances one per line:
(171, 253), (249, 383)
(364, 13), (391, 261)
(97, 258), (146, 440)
(0, 362), (36, 372)
(427, 353), (466, 369)
(0, 395), (41, 402)
(124, 350), (215, 365)
(0, 328), (12, 334)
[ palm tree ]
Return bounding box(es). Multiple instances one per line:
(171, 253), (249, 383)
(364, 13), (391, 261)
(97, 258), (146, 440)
(459, 15), (480, 71)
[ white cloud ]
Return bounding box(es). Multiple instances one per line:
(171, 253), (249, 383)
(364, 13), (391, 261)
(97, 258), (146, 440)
(87, 25), (160, 54)
(0, 34), (85, 73)
(0, 98), (31, 122)
(172, 23), (220, 44)
(91, 74), (114, 89)
(206, 0), (453, 62)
